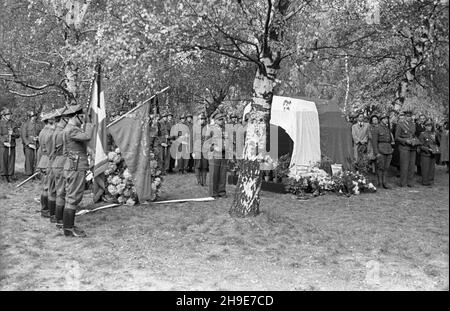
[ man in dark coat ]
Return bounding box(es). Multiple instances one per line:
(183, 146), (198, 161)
(395, 110), (420, 187)
(419, 120), (439, 186)
(21, 110), (43, 176)
(0, 108), (21, 182)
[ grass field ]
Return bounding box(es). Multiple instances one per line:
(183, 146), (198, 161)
(0, 143), (448, 290)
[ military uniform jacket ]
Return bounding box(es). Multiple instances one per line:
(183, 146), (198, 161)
(0, 119), (20, 147)
(372, 124), (393, 155)
(37, 125), (54, 169)
(63, 123), (94, 171)
(50, 123), (66, 169)
(419, 131), (438, 157)
(395, 120), (418, 150)
(21, 120), (42, 147)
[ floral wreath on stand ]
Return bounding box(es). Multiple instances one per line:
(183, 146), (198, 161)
(102, 148), (163, 205)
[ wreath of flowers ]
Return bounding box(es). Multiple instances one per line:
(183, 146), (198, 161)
(284, 164), (376, 198)
(103, 147), (163, 205)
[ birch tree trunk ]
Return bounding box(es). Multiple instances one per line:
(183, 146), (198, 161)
(45, 0), (91, 102)
(229, 57), (278, 217)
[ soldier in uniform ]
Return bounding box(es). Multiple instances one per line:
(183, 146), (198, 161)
(37, 111), (56, 217)
(158, 112), (169, 175)
(395, 110), (419, 187)
(165, 112), (176, 173)
(48, 107), (67, 225)
(419, 120), (438, 186)
(372, 114), (394, 189)
(0, 108), (21, 182)
(207, 113), (228, 198)
(62, 105), (94, 237)
(148, 113), (160, 151)
(193, 113), (208, 186)
(21, 111), (42, 176)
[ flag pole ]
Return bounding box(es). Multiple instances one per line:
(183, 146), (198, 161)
(106, 86), (170, 128)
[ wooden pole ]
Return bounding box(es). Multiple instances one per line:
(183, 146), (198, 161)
(107, 86), (170, 128)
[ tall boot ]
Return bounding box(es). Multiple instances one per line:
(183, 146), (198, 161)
(382, 172), (391, 189)
(201, 171), (207, 186)
(63, 209), (86, 238)
(40, 195), (50, 218)
(376, 171), (383, 188)
(195, 169), (201, 185)
(48, 200), (56, 223)
(55, 204), (64, 228)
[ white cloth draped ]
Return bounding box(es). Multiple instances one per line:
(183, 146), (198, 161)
(270, 96), (321, 173)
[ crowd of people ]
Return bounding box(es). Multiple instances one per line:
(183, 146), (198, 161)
(108, 110), (243, 199)
(351, 110), (449, 189)
(1, 105), (448, 239)
(1, 105), (94, 238)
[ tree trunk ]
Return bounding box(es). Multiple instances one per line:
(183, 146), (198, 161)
(229, 57), (277, 217)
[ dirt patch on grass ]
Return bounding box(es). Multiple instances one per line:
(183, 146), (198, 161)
(0, 149), (448, 290)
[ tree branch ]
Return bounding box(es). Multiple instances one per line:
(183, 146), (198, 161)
(8, 90), (47, 97)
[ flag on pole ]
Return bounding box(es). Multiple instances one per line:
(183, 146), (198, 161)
(87, 64), (108, 203)
(107, 100), (153, 202)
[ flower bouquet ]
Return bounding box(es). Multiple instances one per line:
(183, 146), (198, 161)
(103, 148), (163, 205)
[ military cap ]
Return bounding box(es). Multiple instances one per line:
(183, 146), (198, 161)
(369, 114), (379, 122)
(61, 104), (83, 117)
(2, 108), (11, 116)
(165, 111), (173, 117)
(40, 111), (51, 121)
(401, 109), (413, 116)
(380, 114), (389, 121)
(185, 113), (193, 118)
(26, 110), (37, 117)
(214, 112), (225, 120)
(179, 114), (186, 119)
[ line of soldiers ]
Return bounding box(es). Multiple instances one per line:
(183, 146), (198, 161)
(356, 110), (441, 188)
(149, 110), (239, 198)
(2, 105), (93, 238)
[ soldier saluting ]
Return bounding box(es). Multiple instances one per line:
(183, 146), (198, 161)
(62, 104), (94, 238)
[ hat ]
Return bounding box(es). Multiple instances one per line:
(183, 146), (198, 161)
(185, 113), (193, 118)
(2, 108), (11, 116)
(26, 110), (37, 117)
(230, 112), (238, 118)
(61, 104), (83, 117)
(40, 111), (52, 121)
(198, 112), (206, 119)
(214, 113), (225, 120)
(401, 109), (413, 116)
(425, 120), (433, 126)
(369, 114), (379, 122)
(380, 114), (389, 121)
(179, 114), (186, 119)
